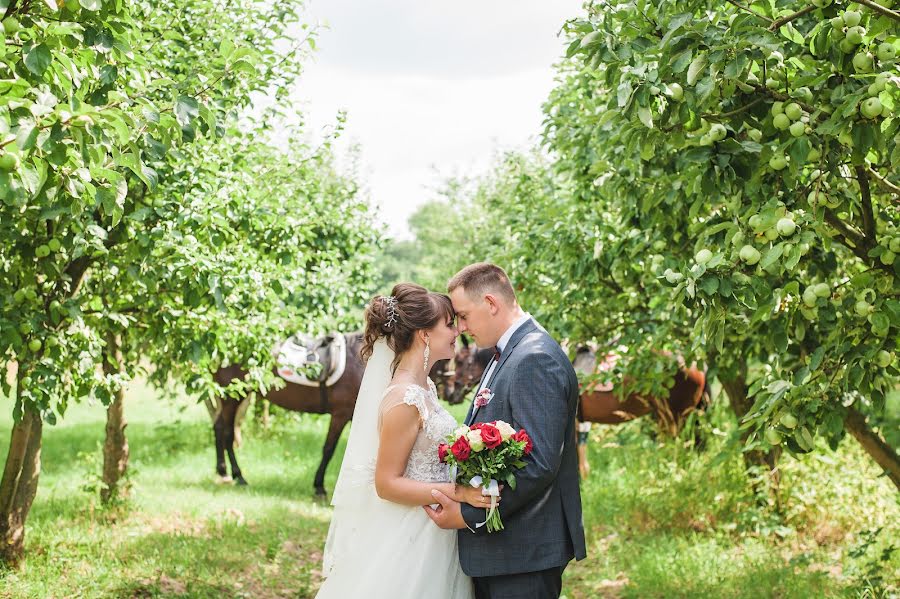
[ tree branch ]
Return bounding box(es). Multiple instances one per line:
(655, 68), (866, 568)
(855, 166), (876, 241)
(705, 97), (764, 120)
(725, 0), (774, 23)
(867, 166), (900, 197)
(769, 6), (816, 31)
(857, 0), (900, 21)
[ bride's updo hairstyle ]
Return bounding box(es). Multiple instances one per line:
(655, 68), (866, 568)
(361, 282), (454, 371)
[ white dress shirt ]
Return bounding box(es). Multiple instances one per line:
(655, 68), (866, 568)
(476, 312), (531, 395)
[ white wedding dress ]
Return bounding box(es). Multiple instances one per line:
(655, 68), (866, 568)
(317, 341), (473, 599)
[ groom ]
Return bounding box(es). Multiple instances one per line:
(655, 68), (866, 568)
(425, 263), (586, 599)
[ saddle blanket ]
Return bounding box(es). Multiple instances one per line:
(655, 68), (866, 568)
(275, 333), (346, 388)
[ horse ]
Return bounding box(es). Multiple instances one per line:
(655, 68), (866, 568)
(445, 342), (709, 478)
(438, 336), (494, 405)
(211, 332), (365, 496)
(572, 346), (709, 477)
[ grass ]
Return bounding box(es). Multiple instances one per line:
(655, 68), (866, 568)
(1, 382), (898, 598)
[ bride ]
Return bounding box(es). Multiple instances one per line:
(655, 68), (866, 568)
(316, 283), (487, 598)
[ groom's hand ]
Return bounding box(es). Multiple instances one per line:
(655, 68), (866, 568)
(423, 489), (466, 529)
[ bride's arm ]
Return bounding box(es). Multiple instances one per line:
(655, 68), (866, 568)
(374, 401), (491, 508)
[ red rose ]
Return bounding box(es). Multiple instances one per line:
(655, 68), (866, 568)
(450, 436), (471, 461)
(479, 423), (503, 449)
(438, 443), (449, 463)
(469, 422), (485, 430)
(513, 429), (533, 455)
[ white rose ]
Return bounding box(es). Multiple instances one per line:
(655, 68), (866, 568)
(454, 426), (470, 439)
(466, 430), (485, 452)
(495, 420), (516, 440)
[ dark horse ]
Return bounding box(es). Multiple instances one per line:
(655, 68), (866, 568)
(211, 332), (365, 496)
(438, 336), (494, 405)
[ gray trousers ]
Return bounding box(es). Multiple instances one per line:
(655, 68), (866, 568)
(472, 564), (566, 599)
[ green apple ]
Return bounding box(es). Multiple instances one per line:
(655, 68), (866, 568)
(1, 17), (21, 35)
(709, 123), (727, 142)
(45, 335), (58, 348)
(780, 413), (798, 429)
(875, 350), (894, 368)
(789, 121), (806, 137)
(773, 113), (791, 130)
(803, 288), (818, 307)
(839, 38), (856, 53)
(853, 52), (874, 72)
(776, 217), (796, 236)
(807, 148), (821, 162)
(747, 128), (762, 142)
(813, 283), (830, 298)
(695, 249), (713, 264)
(764, 227), (779, 241)
(830, 16), (844, 30)
(47, 238), (61, 252)
(785, 102), (803, 121)
(855, 299), (872, 317)
(668, 82), (684, 101)
(28, 339), (42, 353)
(869, 80), (887, 95)
(860, 97), (883, 119)
(846, 26), (865, 45)
(739, 245), (761, 265)
(877, 42), (897, 62)
(769, 155), (788, 170)
(771, 101), (785, 116)
(35, 245), (50, 258)
(765, 428), (782, 445)
(0, 153), (18, 172)
(794, 87), (813, 103)
(842, 10), (862, 27)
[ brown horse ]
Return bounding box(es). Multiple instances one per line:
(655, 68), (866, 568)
(446, 343), (708, 477)
(439, 336), (494, 405)
(572, 346), (708, 477)
(211, 332), (365, 496)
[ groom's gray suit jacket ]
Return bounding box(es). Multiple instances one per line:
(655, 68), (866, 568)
(458, 318), (587, 578)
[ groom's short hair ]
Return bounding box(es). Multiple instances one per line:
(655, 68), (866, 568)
(448, 263), (517, 305)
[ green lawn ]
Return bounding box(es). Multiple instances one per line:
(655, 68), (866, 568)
(1, 383), (897, 598)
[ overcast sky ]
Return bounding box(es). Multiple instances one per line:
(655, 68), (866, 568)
(294, 0), (584, 239)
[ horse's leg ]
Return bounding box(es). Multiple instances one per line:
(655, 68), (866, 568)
(313, 414), (349, 497)
(222, 398), (248, 486)
(576, 421), (591, 479)
(213, 406), (229, 481)
(233, 395), (251, 449)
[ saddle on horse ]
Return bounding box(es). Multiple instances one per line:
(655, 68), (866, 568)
(275, 333), (348, 410)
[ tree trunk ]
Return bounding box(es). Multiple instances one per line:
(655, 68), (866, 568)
(0, 394), (43, 566)
(101, 334), (129, 504)
(844, 406), (900, 492)
(719, 369), (782, 495)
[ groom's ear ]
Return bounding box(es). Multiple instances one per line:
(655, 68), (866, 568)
(484, 294), (500, 314)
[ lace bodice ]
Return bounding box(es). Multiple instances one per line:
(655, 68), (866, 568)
(383, 379), (459, 483)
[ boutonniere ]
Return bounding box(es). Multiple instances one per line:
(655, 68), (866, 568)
(474, 388), (494, 408)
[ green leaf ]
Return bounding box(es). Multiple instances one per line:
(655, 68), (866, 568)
(686, 53), (707, 86)
(175, 96), (200, 127)
(24, 44), (53, 77)
(81, 0), (102, 10)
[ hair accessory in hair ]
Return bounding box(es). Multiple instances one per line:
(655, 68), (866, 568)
(382, 295), (398, 329)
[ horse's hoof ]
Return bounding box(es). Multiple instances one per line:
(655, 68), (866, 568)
(216, 475), (233, 485)
(314, 488), (327, 499)
(235, 476), (249, 486)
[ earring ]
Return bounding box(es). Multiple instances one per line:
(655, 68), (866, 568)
(423, 338), (430, 373)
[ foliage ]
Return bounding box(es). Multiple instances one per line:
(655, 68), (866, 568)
(551, 0), (900, 454)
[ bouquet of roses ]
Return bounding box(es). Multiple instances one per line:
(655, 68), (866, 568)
(438, 420), (533, 533)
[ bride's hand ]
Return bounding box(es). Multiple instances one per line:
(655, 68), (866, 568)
(453, 483), (501, 509)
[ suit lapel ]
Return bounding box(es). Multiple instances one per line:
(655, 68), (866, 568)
(467, 318), (537, 424)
